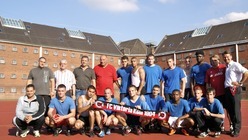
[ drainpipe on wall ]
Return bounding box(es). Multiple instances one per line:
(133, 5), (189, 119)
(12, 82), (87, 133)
(92, 53), (95, 68)
(235, 44), (239, 63)
(39, 46), (42, 58)
(173, 53), (176, 65)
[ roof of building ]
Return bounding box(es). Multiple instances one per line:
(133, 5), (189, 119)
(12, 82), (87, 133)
(118, 38), (147, 56)
(0, 16), (122, 56)
(155, 19), (248, 56)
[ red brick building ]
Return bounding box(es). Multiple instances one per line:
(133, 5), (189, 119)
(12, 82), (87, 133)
(0, 16), (122, 96)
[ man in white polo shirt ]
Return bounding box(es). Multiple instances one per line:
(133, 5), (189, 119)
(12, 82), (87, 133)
(54, 59), (76, 100)
(222, 51), (248, 137)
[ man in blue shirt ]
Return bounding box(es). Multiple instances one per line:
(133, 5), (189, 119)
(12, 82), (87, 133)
(190, 50), (211, 96)
(116, 85), (150, 135)
(45, 84), (76, 136)
(117, 56), (132, 101)
(143, 54), (162, 94)
(161, 58), (186, 101)
(196, 88), (225, 138)
(162, 89), (192, 136)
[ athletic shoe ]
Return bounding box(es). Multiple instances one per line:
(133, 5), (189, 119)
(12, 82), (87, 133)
(197, 132), (208, 138)
(79, 129), (85, 135)
(105, 128), (111, 135)
(53, 127), (62, 136)
(15, 130), (19, 136)
(230, 124), (233, 132)
(214, 131), (221, 138)
(20, 128), (30, 138)
(181, 128), (189, 136)
(66, 129), (71, 136)
(33, 130), (40, 137)
(88, 131), (95, 137)
(46, 126), (53, 133)
(168, 128), (176, 136)
(98, 130), (105, 137)
(122, 126), (131, 136)
(135, 126), (143, 135)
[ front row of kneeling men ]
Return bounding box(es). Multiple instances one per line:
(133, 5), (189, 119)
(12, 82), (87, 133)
(13, 84), (225, 138)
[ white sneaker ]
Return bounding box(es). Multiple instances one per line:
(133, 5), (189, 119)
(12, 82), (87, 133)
(20, 129), (30, 138)
(105, 128), (111, 135)
(33, 130), (40, 137)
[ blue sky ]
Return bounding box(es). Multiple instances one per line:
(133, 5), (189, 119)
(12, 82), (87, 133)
(1, 0), (248, 45)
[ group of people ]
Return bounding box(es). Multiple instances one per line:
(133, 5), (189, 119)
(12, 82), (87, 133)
(12, 50), (248, 138)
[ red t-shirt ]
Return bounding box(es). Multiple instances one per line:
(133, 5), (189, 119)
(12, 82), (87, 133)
(94, 64), (117, 96)
(205, 64), (226, 96)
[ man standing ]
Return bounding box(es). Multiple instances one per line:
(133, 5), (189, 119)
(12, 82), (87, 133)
(13, 84), (45, 138)
(54, 59), (76, 100)
(94, 55), (119, 97)
(190, 50), (211, 96)
(222, 51), (248, 137)
(131, 57), (145, 95)
(27, 57), (55, 117)
(73, 56), (96, 100)
(161, 58), (186, 101)
(143, 54), (162, 94)
(183, 56), (192, 100)
(117, 56), (133, 101)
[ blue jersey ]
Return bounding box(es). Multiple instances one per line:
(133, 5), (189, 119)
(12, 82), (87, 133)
(121, 96), (150, 110)
(98, 97), (118, 115)
(143, 65), (162, 93)
(117, 66), (133, 94)
(188, 97), (205, 110)
(144, 94), (165, 111)
(201, 98), (224, 114)
(190, 62), (211, 85)
(162, 67), (186, 94)
(164, 99), (190, 117)
(49, 96), (75, 116)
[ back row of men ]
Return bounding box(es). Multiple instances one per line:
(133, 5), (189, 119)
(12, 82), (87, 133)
(13, 50), (248, 138)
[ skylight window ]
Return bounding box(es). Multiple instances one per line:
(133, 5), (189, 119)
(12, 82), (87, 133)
(191, 26), (212, 37)
(0, 16), (25, 30)
(66, 29), (85, 39)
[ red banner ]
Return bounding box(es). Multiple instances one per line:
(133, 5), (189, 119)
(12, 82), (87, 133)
(93, 100), (169, 120)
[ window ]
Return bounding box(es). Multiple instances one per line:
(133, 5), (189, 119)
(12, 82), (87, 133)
(191, 26), (212, 37)
(53, 63), (58, 68)
(44, 50), (49, 55)
(71, 65), (75, 69)
(0, 73), (5, 79)
(66, 29), (86, 39)
(22, 74), (27, 80)
(0, 44), (6, 50)
(0, 17), (25, 29)
(53, 51), (58, 56)
(22, 60), (28, 66)
(33, 61), (38, 67)
(230, 47), (235, 53)
(110, 57), (114, 62)
(118, 59), (121, 66)
(0, 57), (5, 64)
(0, 87), (4, 93)
(22, 87), (26, 93)
(219, 48), (224, 54)
(23, 47), (28, 53)
(139, 59), (145, 64)
(62, 52), (67, 57)
(240, 59), (246, 65)
(95, 56), (99, 60)
(33, 48), (39, 54)
(177, 54), (182, 60)
(12, 60), (17, 65)
(80, 54), (84, 58)
(12, 46), (17, 52)
(162, 57), (166, 62)
(11, 74), (17, 79)
(88, 55), (91, 60)
(209, 50), (214, 56)
(239, 46), (246, 52)
(10, 87), (17, 93)
(71, 53), (75, 58)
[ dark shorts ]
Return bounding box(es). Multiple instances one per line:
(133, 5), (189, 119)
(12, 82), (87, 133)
(79, 116), (90, 127)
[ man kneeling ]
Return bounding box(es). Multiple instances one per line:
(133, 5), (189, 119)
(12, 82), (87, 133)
(45, 84), (76, 136)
